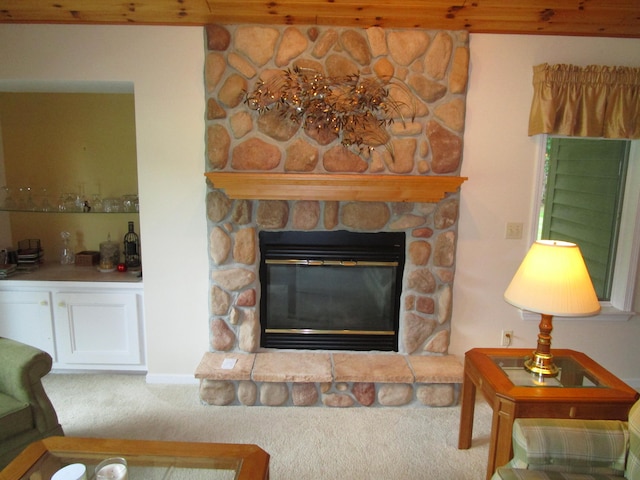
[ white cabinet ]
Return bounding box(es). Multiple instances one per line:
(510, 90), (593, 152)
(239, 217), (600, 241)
(0, 289), (55, 357)
(0, 272), (145, 371)
(53, 290), (143, 367)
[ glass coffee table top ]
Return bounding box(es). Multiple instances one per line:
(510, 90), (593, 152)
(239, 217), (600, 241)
(489, 353), (603, 388)
(1, 437), (269, 480)
(21, 451), (239, 479)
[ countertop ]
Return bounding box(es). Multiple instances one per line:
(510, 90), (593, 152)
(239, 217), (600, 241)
(1, 262), (142, 283)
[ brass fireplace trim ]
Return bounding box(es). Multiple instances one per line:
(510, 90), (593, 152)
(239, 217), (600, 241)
(265, 259), (399, 267)
(265, 328), (395, 335)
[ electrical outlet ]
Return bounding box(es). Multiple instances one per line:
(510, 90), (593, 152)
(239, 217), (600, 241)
(501, 330), (513, 347)
(505, 222), (523, 240)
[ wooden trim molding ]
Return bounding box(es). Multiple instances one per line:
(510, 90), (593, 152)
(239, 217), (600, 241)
(205, 172), (467, 203)
(2, 1), (639, 38)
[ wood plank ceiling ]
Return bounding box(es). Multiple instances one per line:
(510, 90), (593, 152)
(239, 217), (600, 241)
(0, 0), (639, 38)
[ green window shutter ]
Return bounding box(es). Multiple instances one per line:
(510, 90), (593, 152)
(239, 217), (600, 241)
(542, 138), (629, 300)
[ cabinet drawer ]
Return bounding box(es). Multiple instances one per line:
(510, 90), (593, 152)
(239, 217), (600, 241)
(515, 402), (634, 421)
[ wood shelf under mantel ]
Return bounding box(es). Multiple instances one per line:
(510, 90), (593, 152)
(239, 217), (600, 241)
(205, 172), (467, 203)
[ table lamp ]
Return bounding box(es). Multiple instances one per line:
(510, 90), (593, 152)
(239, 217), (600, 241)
(504, 240), (601, 377)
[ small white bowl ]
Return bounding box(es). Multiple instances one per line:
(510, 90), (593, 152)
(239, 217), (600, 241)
(52, 463), (87, 480)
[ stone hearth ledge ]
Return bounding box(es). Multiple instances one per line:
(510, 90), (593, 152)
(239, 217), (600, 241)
(195, 352), (463, 407)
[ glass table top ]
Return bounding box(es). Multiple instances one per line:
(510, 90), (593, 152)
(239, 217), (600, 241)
(489, 354), (603, 388)
(20, 451), (240, 480)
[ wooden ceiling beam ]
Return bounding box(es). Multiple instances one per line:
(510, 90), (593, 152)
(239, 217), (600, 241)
(0, 0), (638, 38)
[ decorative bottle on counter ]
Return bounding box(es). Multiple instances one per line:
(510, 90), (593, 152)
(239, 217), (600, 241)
(59, 231), (75, 265)
(99, 234), (119, 270)
(123, 221), (141, 269)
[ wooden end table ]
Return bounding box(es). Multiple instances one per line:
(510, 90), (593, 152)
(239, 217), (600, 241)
(458, 348), (639, 480)
(0, 436), (269, 480)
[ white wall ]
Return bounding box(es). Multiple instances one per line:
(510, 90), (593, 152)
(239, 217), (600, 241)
(451, 34), (640, 388)
(0, 24), (208, 382)
(1, 25), (638, 386)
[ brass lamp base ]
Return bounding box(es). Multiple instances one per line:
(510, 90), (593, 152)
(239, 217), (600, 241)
(524, 351), (559, 377)
(522, 313), (560, 377)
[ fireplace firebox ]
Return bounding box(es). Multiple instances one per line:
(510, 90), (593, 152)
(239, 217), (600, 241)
(259, 230), (405, 351)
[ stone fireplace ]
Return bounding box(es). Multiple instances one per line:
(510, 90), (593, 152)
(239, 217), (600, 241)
(196, 24), (469, 407)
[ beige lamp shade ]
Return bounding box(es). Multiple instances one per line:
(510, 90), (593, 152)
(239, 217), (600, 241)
(504, 240), (601, 317)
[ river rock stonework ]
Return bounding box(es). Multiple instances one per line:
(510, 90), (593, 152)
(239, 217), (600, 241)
(202, 24), (468, 407)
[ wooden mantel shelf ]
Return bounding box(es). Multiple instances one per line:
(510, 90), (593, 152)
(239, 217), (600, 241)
(205, 172), (467, 203)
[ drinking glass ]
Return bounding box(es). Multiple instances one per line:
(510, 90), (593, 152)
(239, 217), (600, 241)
(103, 198), (122, 213)
(18, 186), (37, 210)
(62, 192), (76, 212)
(39, 187), (53, 212)
(1, 186), (15, 209)
(91, 194), (103, 212)
(122, 194), (138, 212)
(95, 457), (128, 480)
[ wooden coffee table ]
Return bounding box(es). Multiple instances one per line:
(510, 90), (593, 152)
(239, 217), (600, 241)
(0, 436), (269, 480)
(458, 348), (639, 480)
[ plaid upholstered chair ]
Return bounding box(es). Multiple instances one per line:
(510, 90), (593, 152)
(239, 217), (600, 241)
(492, 399), (640, 480)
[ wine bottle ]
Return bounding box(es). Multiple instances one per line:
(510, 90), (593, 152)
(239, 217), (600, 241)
(123, 221), (141, 268)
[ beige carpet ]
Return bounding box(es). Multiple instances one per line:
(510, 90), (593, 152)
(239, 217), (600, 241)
(42, 373), (492, 479)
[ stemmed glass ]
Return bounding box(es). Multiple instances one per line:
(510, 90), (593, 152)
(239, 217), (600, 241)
(1, 186), (16, 209)
(91, 194), (103, 212)
(39, 188), (53, 212)
(17, 186), (37, 210)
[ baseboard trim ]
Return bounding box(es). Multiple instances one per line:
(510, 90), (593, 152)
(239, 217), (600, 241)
(623, 378), (640, 392)
(145, 373), (198, 385)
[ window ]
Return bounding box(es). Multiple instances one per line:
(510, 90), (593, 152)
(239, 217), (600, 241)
(539, 137), (629, 300)
(534, 136), (640, 318)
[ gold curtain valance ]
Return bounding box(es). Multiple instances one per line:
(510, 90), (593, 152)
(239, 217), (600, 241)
(528, 63), (640, 139)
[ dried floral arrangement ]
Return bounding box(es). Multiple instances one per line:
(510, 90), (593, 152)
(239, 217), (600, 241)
(245, 67), (415, 156)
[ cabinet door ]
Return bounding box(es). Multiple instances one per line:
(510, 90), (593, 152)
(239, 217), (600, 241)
(0, 290), (55, 357)
(54, 291), (142, 365)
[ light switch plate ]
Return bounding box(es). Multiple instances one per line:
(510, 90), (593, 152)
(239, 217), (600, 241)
(505, 222), (523, 239)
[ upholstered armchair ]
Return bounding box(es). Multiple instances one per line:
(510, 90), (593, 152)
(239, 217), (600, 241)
(491, 399), (640, 480)
(0, 337), (64, 469)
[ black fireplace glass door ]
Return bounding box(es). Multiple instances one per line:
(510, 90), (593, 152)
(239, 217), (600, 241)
(266, 262), (398, 333)
(259, 230), (405, 351)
